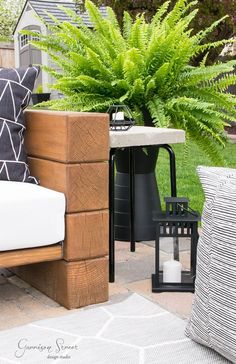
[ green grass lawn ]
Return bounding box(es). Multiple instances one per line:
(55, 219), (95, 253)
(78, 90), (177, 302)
(156, 141), (236, 214)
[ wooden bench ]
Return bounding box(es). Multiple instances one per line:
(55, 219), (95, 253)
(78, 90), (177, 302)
(10, 109), (109, 309)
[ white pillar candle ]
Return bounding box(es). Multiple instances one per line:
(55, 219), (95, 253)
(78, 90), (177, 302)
(163, 260), (182, 283)
(112, 111), (124, 121)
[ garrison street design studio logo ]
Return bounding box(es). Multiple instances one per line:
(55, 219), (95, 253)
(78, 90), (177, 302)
(15, 338), (79, 360)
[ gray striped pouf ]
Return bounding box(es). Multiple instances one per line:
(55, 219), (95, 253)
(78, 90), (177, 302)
(186, 166), (236, 363)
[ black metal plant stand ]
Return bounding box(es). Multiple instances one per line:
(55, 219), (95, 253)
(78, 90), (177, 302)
(109, 144), (177, 283)
(152, 197), (200, 292)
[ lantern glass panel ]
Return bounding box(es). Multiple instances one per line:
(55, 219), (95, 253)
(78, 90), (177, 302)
(159, 236), (193, 284)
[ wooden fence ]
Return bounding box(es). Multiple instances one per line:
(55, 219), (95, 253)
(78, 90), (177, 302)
(0, 42), (14, 68)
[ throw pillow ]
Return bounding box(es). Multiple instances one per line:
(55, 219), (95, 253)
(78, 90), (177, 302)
(0, 66), (40, 183)
(186, 166), (236, 363)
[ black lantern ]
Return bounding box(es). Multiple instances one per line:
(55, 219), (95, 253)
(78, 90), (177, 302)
(152, 197), (200, 292)
(107, 105), (135, 131)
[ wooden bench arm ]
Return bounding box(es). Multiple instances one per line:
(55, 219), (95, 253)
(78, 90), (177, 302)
(14, 110), (110, 309)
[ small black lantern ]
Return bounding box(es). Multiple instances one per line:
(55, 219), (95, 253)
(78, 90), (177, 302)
(152, 197), (200, 292)
(107, 105), (135, 131)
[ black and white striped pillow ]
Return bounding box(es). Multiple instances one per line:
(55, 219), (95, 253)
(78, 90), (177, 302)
(0, 66), (39, 183)
(186, 166), (236, 363)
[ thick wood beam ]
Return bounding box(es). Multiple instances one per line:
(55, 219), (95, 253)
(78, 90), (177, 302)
(13, 257), (108, 309)
(25, 110), (109, 163)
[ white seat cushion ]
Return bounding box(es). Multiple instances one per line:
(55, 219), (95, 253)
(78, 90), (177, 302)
(0, 181), (65, 251)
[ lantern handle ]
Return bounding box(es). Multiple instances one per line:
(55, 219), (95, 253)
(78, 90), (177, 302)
(176, 203), (199, 217)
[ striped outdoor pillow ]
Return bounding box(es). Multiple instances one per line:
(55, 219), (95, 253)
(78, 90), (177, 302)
(186, 166), (236, 363)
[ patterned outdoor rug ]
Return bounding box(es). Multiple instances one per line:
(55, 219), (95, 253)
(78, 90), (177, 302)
(0, 293), (230, 363)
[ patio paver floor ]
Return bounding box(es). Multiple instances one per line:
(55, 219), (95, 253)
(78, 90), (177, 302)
(0, 240), (193, 330)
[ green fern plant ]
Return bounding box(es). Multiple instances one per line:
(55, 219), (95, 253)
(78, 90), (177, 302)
(23, 0), (236, 164)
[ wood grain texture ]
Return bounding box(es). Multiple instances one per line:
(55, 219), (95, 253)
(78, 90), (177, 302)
(0, 42), (14, 68)
(25, 112), (68, 162)
(64, 210), (109, 261)
(67, 162), (108, 212)
(0, 244), (62, 268)
(25, 110), (109, 163)
(28, 157), (109, 213)
(28, 157), (66, 193)
(13, 257), (108, 309)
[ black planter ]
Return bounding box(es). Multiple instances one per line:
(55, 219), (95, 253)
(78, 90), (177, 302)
(31, 93), (51, 105)
(114, 146), (162, 242)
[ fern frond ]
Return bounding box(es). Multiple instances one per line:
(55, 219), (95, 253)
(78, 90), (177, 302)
(165, 0), (188, 27)
(148, 98), (170, 127)
(128, 15), (147, 52)
(150, 1), (171, 28)
(178, 61), (236, 87)
(123, 11), (133, 40)
(213, 74), (236, 91)
(186, 122), (226, 166)
(106, 7), (120, 30)
(86, 48), (114, 79)
(123, 48), (144, 83)
(200, 52), (209, 67)
(41, 66), (62, 80)
(197, 38), (236, 54)
(180, 86), (236, 110)
(85, 0), (107, 37)
(129, 78), (145, 105)
(195, 15), (229, 44)
(68, 52), (95, 75)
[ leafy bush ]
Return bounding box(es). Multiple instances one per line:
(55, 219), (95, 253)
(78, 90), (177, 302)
(0, 0), (24, 39)
(26, 0), (236, 163)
